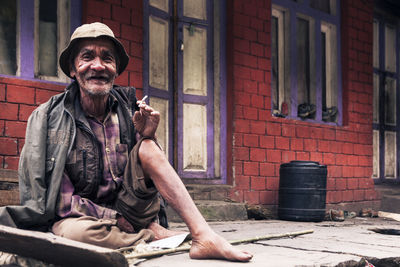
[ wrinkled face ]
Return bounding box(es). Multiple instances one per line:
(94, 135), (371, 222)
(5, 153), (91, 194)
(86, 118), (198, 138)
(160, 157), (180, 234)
(70, 38), (118, 96)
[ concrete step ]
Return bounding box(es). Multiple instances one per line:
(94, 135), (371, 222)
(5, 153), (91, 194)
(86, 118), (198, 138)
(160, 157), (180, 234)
(165, 200), (248, 223)
(375, 184), (400, 213)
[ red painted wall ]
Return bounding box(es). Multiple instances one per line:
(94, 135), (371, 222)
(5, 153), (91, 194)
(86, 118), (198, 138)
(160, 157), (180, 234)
(0, 0), (380, 208)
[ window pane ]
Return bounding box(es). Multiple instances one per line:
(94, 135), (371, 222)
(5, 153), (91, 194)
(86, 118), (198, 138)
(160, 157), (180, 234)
(373, 20), (379, 69)
(150, 0), (169, 12)
(272, 16), (279, 111)
(385, 24), (396, 73)
(183, 0), (207, 20)
(372, 130), (379, 178)
(310, 0), (335, 15)
(296, 18), (312, 111)
(373, 73), (379, 123)
(384, 131), (396, 178)
(384, 77), (396, 126)
(38, 0), (58, 77)
(0, 0), (17, 75)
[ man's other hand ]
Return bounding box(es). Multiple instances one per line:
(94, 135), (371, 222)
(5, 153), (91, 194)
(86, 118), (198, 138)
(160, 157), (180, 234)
(116, 214), (135, 233)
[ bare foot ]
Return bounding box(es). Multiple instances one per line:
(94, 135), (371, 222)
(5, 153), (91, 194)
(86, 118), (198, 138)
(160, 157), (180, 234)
(189, 231), (253, 262)
(147, 222), (189, 240)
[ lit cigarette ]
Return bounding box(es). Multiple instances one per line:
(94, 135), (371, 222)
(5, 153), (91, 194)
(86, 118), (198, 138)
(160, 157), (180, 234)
(139, 95), (148, 115)
(140, 95), (148, 104)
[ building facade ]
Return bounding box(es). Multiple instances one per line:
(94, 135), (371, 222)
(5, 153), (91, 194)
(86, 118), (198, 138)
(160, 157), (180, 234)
(2, 0), (397, 212)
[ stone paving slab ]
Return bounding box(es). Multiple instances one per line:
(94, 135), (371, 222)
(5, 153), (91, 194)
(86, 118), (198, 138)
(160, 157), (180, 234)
(138, 217), (400, 267)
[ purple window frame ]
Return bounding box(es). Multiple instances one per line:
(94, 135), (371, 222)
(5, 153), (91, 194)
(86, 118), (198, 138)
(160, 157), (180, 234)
(143, 0), (228, 183)
(271, 0), (342, 125)
(1, 0), (81, 82)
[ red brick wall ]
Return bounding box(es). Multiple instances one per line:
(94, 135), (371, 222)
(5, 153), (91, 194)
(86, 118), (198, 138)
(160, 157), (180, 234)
(228, 0), (379, 207)
(82, 0), (144, 98)
(0, 77), (64, 169)
(0, 0), (380, 209)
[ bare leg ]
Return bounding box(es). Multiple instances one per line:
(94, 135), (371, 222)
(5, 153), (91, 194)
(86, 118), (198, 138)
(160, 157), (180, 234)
(139, 140), (253, 261)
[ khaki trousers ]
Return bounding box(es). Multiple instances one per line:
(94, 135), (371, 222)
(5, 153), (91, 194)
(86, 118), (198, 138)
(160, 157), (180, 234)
(52, 138), (161, 249)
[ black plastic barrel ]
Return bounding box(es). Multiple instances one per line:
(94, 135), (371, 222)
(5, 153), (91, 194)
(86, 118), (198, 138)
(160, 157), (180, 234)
(278, 161), (327, 222)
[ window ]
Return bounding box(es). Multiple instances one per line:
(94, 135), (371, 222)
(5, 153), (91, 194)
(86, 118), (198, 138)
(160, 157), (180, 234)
(272, 0), (341, 124)
(144, 0), (227, 183)
(0, 0), (17, 76)
(0, 0), (80, 82)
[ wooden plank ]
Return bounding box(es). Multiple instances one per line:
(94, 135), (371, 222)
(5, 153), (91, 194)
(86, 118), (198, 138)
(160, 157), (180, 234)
(0, 225), (128, 267)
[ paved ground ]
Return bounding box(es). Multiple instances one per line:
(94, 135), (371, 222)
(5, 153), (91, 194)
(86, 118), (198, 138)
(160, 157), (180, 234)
(137, 217), (400, 267)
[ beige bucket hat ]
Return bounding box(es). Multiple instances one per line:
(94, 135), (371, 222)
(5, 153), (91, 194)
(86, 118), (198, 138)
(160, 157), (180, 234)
(59, 22), (129, 78)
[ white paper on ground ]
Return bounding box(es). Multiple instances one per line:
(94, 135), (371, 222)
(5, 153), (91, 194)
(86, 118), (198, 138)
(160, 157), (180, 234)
(148, 233), (190, 249)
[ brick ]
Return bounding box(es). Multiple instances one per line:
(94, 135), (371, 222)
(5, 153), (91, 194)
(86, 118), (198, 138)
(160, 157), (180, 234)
(126, 57), (142, 72)
(103, 19), (121, 37)
(260, 135), (274, 149)
(7, 85), (34, 104)
(323, 128), (335, 140)
(130, 42), (143, 58)
(0, 120), (3, 136)
(5, 121), (27, 138)
(87, 0), (111, 19)
(112, 5), (130, 24)
(121, 24), (142, 42)
(234, 147), (249, 161)
(326, 191), (342, 204)
(260, 191), (276, 205)
(243, 134), (258, 147)
(36, 89), (58, 105)
(4, 156), (19, 170)
(0, 137), (18, 155)
(304, 139), (317, 152)
(243, 80), (264, 94)
(234, 161), (243, 175)
(234, 133), (243, 146)
(19, 105), (36, 121)
(266, 123), (281, 136)
(309, 152), (323, 163)
(251, 176), (266, 190)
(329, 166), (342, 178)
(235, 119), (250, 133)
(318, 140), (330, 152)
(0, 103), (18, 120)
(234, 38), (250, 53)
(354, 190), (365, 201)
(347, 178), (359, 190)
(295, 151), (309, 161)
(234, 52), (258, 68)
(233, 65), (252, 79)
(131, 10), (143, 27)
(18, 138), (25, 153)
(229, 190), (244, 203)
(310, 127), (324, 139)
(250, 148), (266, 162)
(244, 190), (260, 205)
(281, 150), (295, 163)
(342, 190), (354, 202)
(266, 149), (281, 163)
(282, 124), (295, 137)
(233, 13), (250, 27)
(243, 3), (258, 17)
(322, 153), (335, 165)
(0, 84), (5, 101)
(243, 106), (258, 120)
(130, 71), (143, 88)
(250, 121), (265, 135)
(275, 136), (289, 150)
(296, 126), (311, 138)
(235, 175), (250, 190)
(250, 42), (264, 57)
(260, 162), (275, 176)
(251, 69), (264, 82)
(243, 161), (259, 176)
(250, 94), (264, 109)
(266, 177), (279, 191)
(290, 138), (304, 151)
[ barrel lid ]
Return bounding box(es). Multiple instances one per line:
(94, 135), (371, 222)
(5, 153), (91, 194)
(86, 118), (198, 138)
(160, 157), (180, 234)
(280, 160), (326, 168)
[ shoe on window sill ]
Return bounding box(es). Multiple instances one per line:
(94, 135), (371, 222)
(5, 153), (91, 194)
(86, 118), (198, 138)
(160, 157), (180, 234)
(322, 106), (338, 122)
(298, 103), (316, 119)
